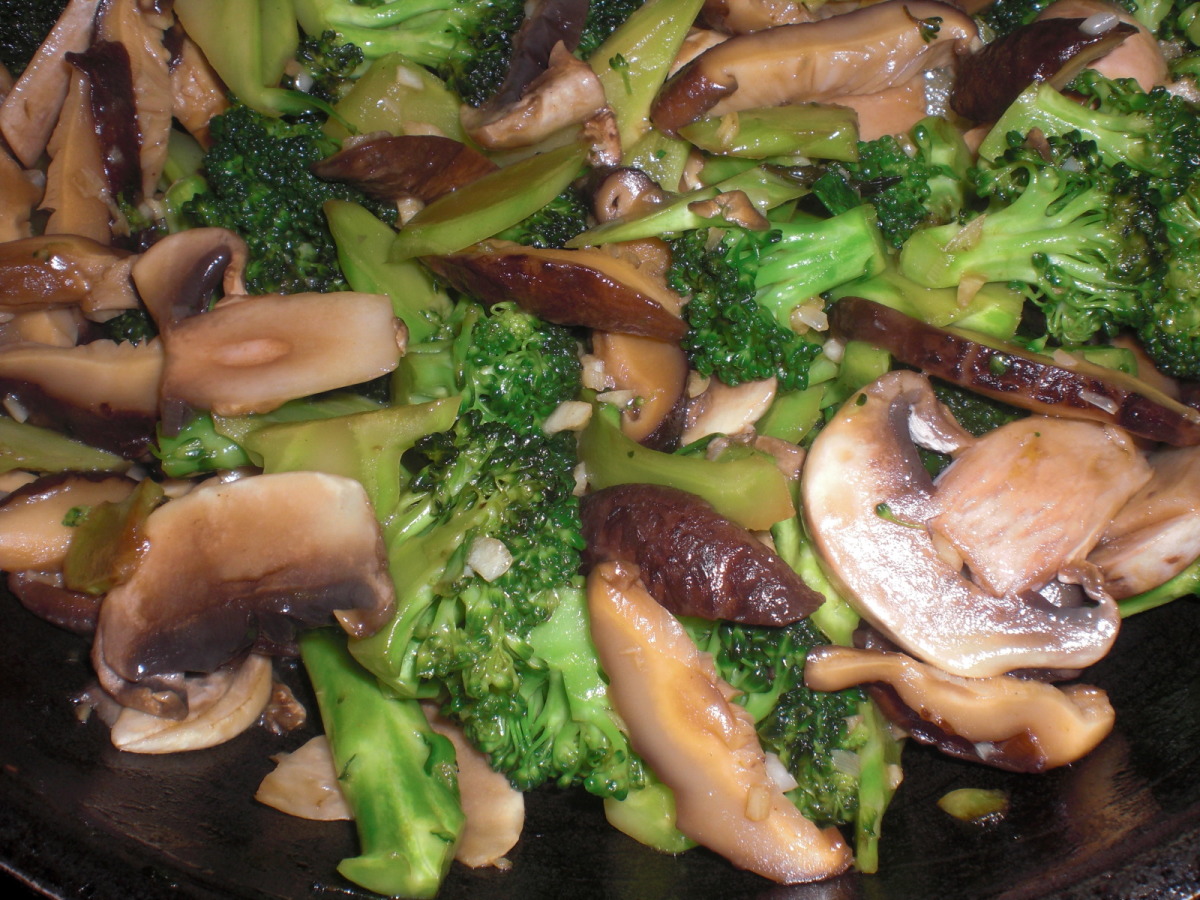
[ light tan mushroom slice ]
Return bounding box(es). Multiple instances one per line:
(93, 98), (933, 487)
(652, 0), (980, 134)
(0, 308), (86, 348)
(0, 146), (42, 242)
(98, 0), (174, 198)
(0, 0), (101, 167)
(587, 560), (853, 884)
(1037, 0), (1168, 90)
(832, 80), (930, 142)
(0, 338), (162, 416)
(423, 703), (525, 869)
(805, 645), (1115, 770)
(929, 417), (1151, 598)
(41, 67), (113, 243)
(160, 292), (404, 417)
(256, 735), (354, 821)
(802, 370), (1121, 678)
(130, 227), (250, 328)
(462, 42), (609, 151)
(168, 30), (229, 146)
(92, 471), (396, 719)
(1089, 446), (1200, 598)
(109, 653), (274, 753)
(591, 332), (689, 445)
(0, 472), (134, 572)
(0, 235), (137, 317)
(701, 0), (817, 34)
(683, 375), (777, 444)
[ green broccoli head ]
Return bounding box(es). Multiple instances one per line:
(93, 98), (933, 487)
(181, 103), (394, 295)
(1139, 242), (1200, 379)
(289, 30), (366, 104)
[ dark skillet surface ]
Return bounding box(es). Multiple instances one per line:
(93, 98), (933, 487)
(1, 593), (1198, 900)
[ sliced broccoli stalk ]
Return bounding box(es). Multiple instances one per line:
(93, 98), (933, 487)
(586, 0), (706, 151)
(325, 199), (454, 344)
(603, 776), (696, 854)
(389, 142), (588, 261)
(754, 206), (889, 331)
(300, 628), (464, 900)
(0, 417), (129, 475)
(578, 402), (796, 531)
(62, 479), (165, 595)
(327, 52), (467, 142)
(681, 104), (860, 163)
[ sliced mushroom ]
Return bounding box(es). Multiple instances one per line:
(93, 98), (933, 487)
(0, 235), (138, 317)
(0, 308), (86, 348)
(0, 146), (42, 242)
(159, 291), (404, 418)
(130, 227), (249, 328)
(41, 66), (113, 243)
(484, 0), (590, 109)
(0, 0), (101, 167)
(91, 471), (396, 718)
(591, 331), (688, 448)
(256, 734), (354, 821)
(700, 0), (817, 34)
(829, 296), (1200, 446)
(802, 370), (1121, 677)
(463, 42), (610, 151)
(580, 483), (823, 625)
(167, 26), (228, 146)
(1037, 0), (1168, 91)
(586, 167), (667, 223)
(1089, 446), (1200, 598)
(109, 652), (274, 753)
(929, 416), (1151, 598)
(805, 645), (1115, 771)
(424, 240), (688, 341)
(423, 703), (525, 869)
(7, 570), (101, 636)
(98, 0), (173, 200)
(952, 16), (1138, 122)
(587, 560), (852, 883)
(0, 338), (162, 457)
(683, 375), (777, 444)
(312, 135), (499, 205)
(651, 0), (980, 135)
(0, 471), (135, 572)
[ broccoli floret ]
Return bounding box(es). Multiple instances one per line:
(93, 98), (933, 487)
(900, 134), (1161, 345)
(289, 30), (366, 104)
(670, 227), (824, 392)
(1138, 239), (1200, 378)
(181, 103), (394, 294)
(973, 0), (1057, 38)
(494, 184), (592, 249)
(436, 0), (526, 107)
(99, 308), (158, 346)
(577, 0), (646, 57)
(812, 117), (972, 248)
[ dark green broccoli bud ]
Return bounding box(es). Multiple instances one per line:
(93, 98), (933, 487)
(670, 227), (824, 393)
(577, 0), (645, 57)
(1138, 241), (1200, 379)
(99, 308), (158, 346)
(181, 103), (395, 295)
(289, 30), (366, 104)
(974, 0), (1058, 38)
(812, 117), (972, 248)
(434, 0), (527, 107)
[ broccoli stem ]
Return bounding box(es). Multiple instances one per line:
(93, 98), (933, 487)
(0, 417), (129, 475)
(300, 628), (464, 899)
(1118, 557), (1200, 617)
(849, 699), (901, 874)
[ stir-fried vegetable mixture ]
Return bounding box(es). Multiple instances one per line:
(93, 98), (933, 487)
(4, 0), (1200, 895)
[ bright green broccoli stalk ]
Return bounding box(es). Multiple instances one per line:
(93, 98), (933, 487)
(181, 103), (395, 294)
(300, 628), (464, 900)
(1118, 554), (1200, 617)
(900, 134), (1161, 345)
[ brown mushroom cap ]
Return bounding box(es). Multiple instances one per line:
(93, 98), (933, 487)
(92, 471), (396, 718)
(312, 135), (499, 205)
(159, 291), (404, 418)
(130, 227), (249, 328)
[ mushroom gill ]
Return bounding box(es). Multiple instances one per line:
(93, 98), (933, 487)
(801, 369), (1122, 677)
(91, 471), (396, 718)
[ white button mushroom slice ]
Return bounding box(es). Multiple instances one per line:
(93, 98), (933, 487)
(929, 417), (1151, 598)
(1037, 0), (1168, 90)
(586, 560), (852, 884)
(804, 645), (1116, 771)
(682, 375), (777, 444)
(0, 472), (135, 572)
(109, 653), (274, 754)
(159, 292), (405, 417)
(1089, 445), (1200, 598)
(651, 0), (981, 134)
(422, 703), (525, 869)
(0, 0), (101, 168)
(801, 370), (1121, 677)
(255, 735), (354, 821)
(130, 228), (250, 329)
(91, 471), (396, 719)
